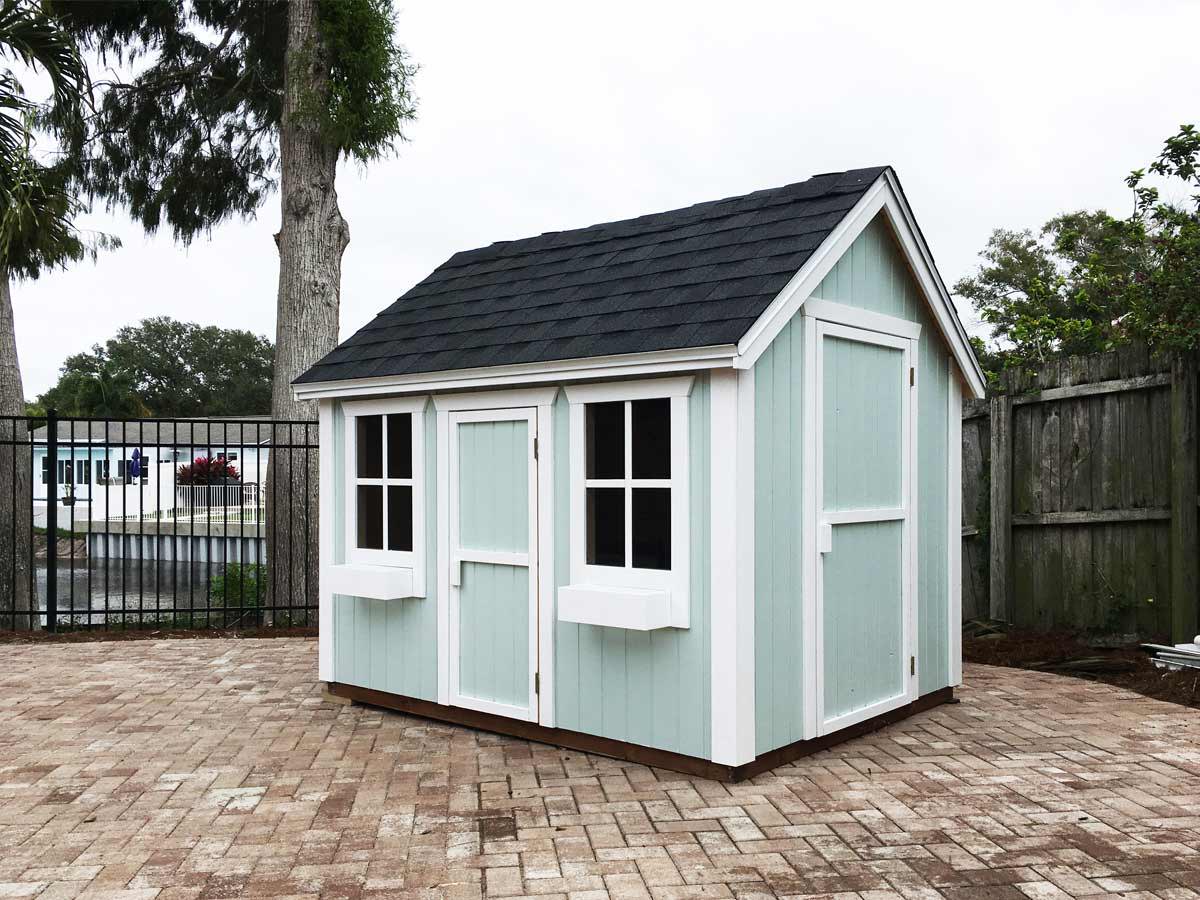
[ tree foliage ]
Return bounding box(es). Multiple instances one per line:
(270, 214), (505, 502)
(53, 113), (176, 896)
(36, 316), (273, 417)
(51, 0), (416, 243)
(0, 0), (112, 280)
(957, 125), (1200, 382)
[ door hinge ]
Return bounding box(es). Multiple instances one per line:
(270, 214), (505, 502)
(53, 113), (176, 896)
(909, 367), (915, 387)
(533, 437), (539, 459)
(910, 655), (916, 676)
(534, 671), (540, 694)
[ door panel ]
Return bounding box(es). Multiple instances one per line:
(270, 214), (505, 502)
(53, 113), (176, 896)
(822, 520), (904, 721)
(457, 561), (530, 708)
(816, 322), (914, 734)
(458, 420), (529, 553)
(822, 337), (904, 511)
(449, 410), (537, 721)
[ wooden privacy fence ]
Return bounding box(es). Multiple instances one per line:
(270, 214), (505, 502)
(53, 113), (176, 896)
(961, 345), (1199, 641)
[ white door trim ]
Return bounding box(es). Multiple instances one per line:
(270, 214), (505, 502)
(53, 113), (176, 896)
(440, 406), (540, 723)
(807, 318), (918, 737)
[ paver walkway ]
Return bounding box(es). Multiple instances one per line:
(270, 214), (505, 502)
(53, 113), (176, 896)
(1, 639), (1199, 900)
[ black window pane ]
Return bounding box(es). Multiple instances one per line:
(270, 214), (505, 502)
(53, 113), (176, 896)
(586, 402), (624, 479)
(387, 413), (412, 478)
(357, 485), (383, 549)
(387, 485), (413, 552)
(631, 398), (671, 479)
(356, 415), (383, 478)
(586, 487), (624, 567)
(632, 488), (671, 570)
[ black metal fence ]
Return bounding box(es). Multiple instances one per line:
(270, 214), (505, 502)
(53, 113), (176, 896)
(0, 411), (318, 631)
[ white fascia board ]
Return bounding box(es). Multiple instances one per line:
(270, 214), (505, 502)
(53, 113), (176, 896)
(734, 171), (986, 400)
(293, 345), (738, 402)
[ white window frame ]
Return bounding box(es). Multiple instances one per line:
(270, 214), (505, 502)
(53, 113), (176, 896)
(562, 376), (692, 627)
(341, 397), (427, 592)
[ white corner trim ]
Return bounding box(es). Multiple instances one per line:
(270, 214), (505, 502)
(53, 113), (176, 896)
(317, 399), (334, 683)
(435, 410), (450, 705)
(948, 361), (963, 686)
(800, 320), (819, 740)
(563, 375), (695, 403)
(803, 298), (922, 341)
(433, 385), (560, 411)
(709, 367), (755, 766)
(734, 171), (986, 400)
(294, 345), (737, 402)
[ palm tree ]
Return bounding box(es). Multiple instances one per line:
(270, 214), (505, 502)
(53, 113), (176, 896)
(0, 0), (92, 628)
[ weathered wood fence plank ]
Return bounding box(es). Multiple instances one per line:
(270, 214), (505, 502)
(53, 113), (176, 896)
(963, 344), (1194, 637)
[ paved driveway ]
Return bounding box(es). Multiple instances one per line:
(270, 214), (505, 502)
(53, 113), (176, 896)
(1, 639), (1199, 900)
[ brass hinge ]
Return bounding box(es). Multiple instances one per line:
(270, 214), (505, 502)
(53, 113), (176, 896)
(909, 367), (915, 387)
(534, 671), (540, 694)
(910, 655), (916, 676)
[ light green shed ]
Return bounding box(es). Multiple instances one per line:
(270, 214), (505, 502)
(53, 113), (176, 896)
(294, 166), (985, 780)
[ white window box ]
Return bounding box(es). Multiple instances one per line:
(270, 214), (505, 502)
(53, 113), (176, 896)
(557, 584), (677, 630)
(329, 564), (416, 600)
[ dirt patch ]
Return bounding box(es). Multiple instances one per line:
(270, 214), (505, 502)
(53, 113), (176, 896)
(0, 626), (318, 644)
(964, 627), (1200, 710)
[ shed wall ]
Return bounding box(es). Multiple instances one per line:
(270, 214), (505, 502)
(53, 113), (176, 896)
(818, 214), (952, 698)
(553, 379), (713, 759)
(332, 402), (440, 701)
(328, 380), (714, 760)
(753, 213), (955, 754)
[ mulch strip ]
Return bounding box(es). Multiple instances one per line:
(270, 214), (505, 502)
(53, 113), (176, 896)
(964, 627), (1200, 711)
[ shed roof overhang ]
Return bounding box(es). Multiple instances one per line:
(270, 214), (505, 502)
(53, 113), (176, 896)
(294, 170), (985, 403)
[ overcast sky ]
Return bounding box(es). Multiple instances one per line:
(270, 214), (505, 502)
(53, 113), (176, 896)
(12, 0), (1198, 398)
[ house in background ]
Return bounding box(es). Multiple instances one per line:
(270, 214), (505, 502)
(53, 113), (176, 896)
(294, 167), (986, 780)
(31, 418), (275, 562)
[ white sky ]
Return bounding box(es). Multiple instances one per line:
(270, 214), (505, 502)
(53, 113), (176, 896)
(12, 0), (1198, 398)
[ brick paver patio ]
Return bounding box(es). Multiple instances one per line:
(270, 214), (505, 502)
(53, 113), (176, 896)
(1, 639), (1199, 900)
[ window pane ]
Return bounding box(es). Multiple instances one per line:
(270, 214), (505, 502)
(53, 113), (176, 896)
(387, 485), (413, 551)
(356, 415), (383, 478)
(631, 398), (670, 479)
(586, 402), (624, 479)
(586, 487), (624, 567)
(632, 488), (671, 570)
(356, 485), (384, 549)
(387, 413), (412, 478)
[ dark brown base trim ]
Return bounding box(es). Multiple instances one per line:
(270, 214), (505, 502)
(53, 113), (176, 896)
(327, 682), (955, 782)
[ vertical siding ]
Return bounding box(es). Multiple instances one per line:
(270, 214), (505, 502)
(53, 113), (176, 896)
(754, 212), (955, 754)
(554, 377), (712, 759)
(332, 401), (439, 700)
(816, 213), (952, 694)
(753, 315), (805, 753)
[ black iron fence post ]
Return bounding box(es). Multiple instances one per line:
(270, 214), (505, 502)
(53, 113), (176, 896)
(45, 408), (57, 632)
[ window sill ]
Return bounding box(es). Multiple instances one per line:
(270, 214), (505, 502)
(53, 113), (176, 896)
(329, 564), (417, 600)
(557, 584), (684, 630)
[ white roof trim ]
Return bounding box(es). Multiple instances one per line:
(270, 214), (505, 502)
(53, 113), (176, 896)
(734, 170), (986, 399)
(292, 344), (739, 401)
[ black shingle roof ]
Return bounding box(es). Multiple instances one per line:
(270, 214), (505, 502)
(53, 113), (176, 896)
(296, 167), (889, 384)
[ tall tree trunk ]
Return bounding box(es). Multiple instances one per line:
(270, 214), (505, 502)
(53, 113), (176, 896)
(266, 0), (346, 623)
(0, 270), (33, 629)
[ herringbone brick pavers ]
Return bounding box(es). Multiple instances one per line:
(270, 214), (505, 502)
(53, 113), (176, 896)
(1, 639), (1199, 900)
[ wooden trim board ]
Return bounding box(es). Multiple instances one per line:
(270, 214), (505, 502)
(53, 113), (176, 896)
(326, 682), (954, 783)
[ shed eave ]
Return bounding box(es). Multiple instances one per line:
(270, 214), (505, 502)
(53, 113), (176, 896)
(291, 343), (740, 401)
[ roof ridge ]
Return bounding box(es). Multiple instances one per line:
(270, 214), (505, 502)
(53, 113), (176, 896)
(445, 166), (888, 268)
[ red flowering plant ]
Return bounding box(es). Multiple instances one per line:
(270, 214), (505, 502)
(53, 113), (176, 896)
(177, 456), (240, 485)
